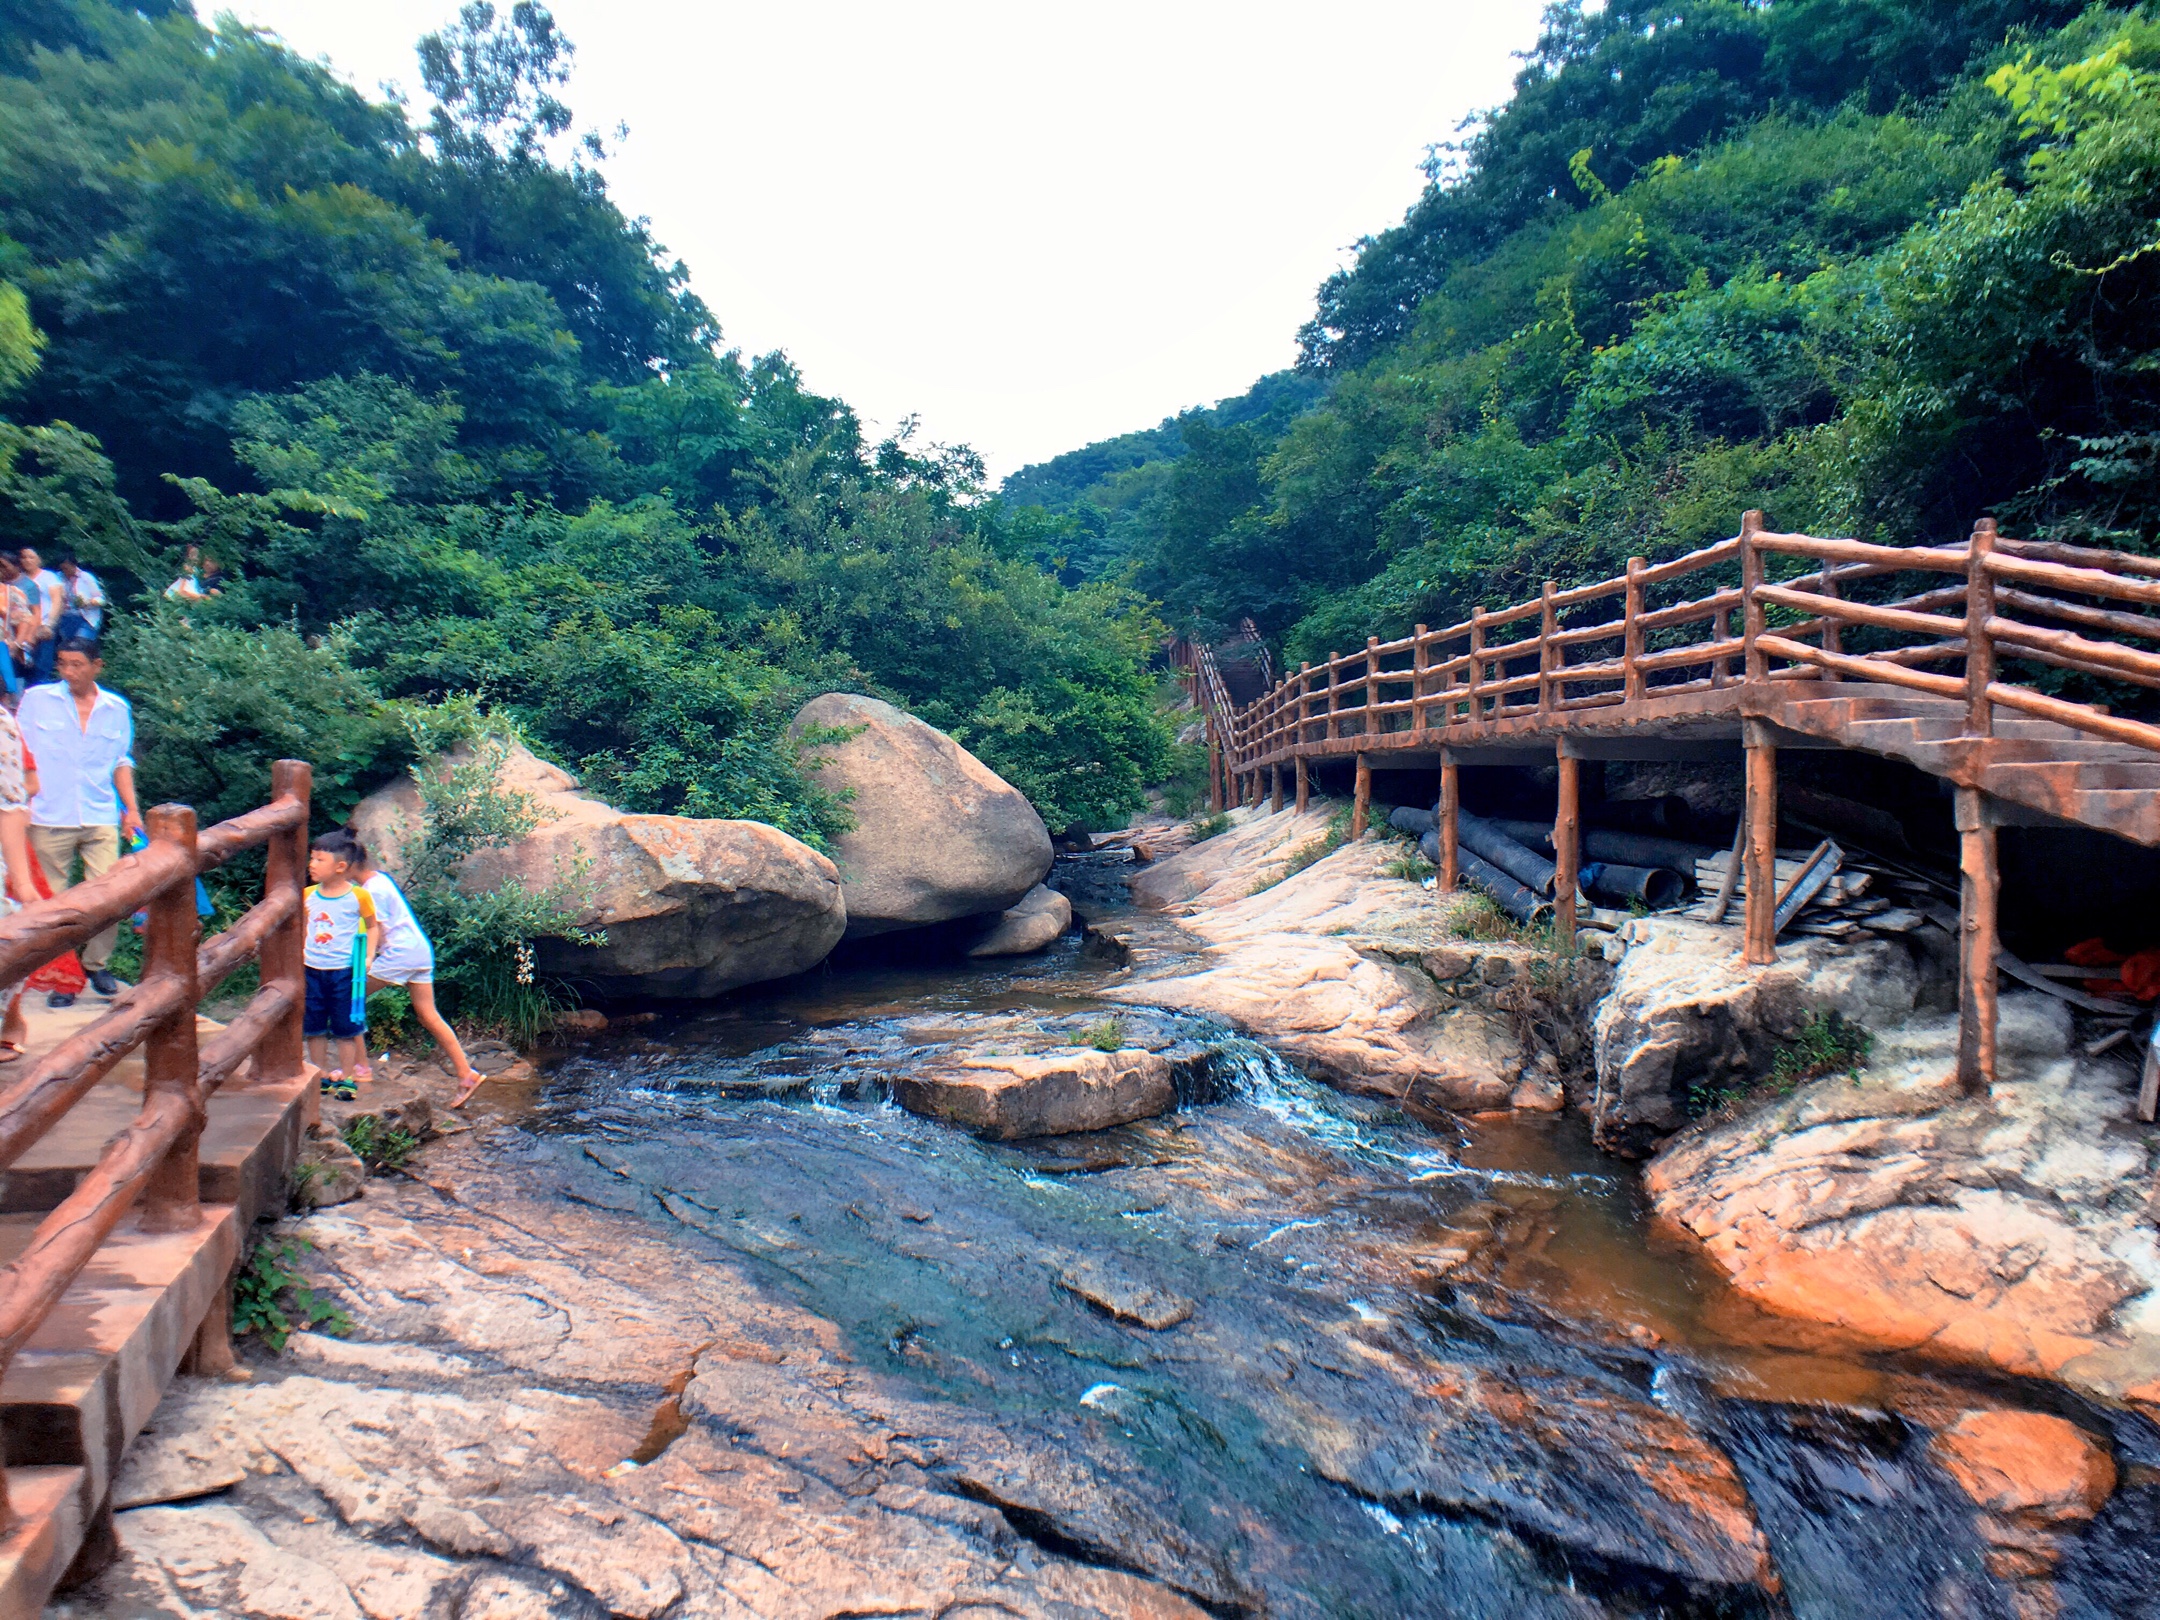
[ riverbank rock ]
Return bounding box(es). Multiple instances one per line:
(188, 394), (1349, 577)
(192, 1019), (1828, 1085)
(1590, 915), (1921, 1156)
(968, 883), (1071, 957)
(1108, 807), (1571, 1112)
(352, 741), (847, 998)
(789, 692), (1052, 938)
(1644, 999), (2160, 1406)
(895, 1046), (1175, 1138)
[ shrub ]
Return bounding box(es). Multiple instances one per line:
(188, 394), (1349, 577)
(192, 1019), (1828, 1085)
(232, 1236), (351, 1352)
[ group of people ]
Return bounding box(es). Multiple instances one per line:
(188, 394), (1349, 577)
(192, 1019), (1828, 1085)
(0, 548), (482, 1105)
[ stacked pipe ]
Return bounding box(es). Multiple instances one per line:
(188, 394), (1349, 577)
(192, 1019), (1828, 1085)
(1386, 801), (1692, 920)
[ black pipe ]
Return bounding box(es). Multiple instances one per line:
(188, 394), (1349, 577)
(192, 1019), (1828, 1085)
(1492, 819), (1715, 877)
(1389, 805), (1436, 837)
(1581, 860), (1686, 908)
(1459, 848), (1549, 923)
(1458, 811), (1557, 896)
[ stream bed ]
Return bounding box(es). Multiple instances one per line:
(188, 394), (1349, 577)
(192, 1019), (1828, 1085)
(494, 929), (2160, 1619)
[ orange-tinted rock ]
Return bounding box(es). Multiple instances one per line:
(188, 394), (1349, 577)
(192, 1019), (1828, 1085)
(1930, 1410), (2116, 1525)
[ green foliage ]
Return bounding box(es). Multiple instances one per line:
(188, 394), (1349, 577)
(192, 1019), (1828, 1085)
(1381, 845), (1436, 883)
(1081, 1018), (1126, 1053)
(1186, 812), (1233, 844)
(1771, 1010), (1874, 1089)
(341, 1114), (420, 1175)
(1249, 807), (1351, 895)
(365, 984), (416, 1046)
(232, 1236), (351, 1352)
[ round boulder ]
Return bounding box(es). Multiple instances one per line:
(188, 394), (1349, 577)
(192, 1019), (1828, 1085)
(788, 693), (1052, 938)
(351, 742), (847, 999)
(967, 884), (1071, 958)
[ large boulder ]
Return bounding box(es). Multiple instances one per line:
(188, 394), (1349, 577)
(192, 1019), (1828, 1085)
(350, 742), (847, 999)
(1590, 916), (1919, 1155)
(892, 1046), (1175, 1139)
(967, 884), (1071, 957)
(788, 693), (1051, 938)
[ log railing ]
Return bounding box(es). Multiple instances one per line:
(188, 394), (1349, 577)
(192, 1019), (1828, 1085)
(0, 759), (310, 1530)
(1198, 510), (2160, 789)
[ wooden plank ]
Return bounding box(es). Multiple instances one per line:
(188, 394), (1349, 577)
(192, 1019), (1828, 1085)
(1707, 814), (1746, 925)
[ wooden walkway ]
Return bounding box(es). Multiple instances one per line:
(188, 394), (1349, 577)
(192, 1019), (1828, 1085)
(1193, 513), (2160, 1096)
(0, 765), (316, 1615)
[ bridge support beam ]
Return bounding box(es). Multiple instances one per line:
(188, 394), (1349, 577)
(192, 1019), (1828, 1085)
(1270, 764), (1283, 814)
(1439, 751), (1459, 892)
(1351, 753), (1371, 839)
(1955, 787), (1999, 1097)
(1743, 719), (1778, 965)
(1294, 754), (1309, 814)
(1553, 743), (1580, 940)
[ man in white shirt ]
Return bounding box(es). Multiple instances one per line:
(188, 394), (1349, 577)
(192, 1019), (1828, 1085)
(55, 556), (103, 638)
(18, 639), (143, 1002)
(17, 547), (63, 683)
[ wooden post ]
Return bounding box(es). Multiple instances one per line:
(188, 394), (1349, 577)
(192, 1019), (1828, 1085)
(1740, 509), (1767, 684)
(1351, 753), (1371, 840)
(1207, 726), (1222, 814)
(1412, 625), (1430, 733)
(1538, 580), (1559, 717)
(1467, 608), (1486, 725)
(1294, 753), (1309, 814)
(1623, 557), (1646, 702)
(139, 804), (202, 1234)
(1439, 751), (1460, 892)
(1966, 517), (1998, 739)
(1553, 744), (1580, 941)
(1956, 786), (1998, 1096)
(1365, 636), (1381, 736)
(1297, 662), (1312, 746)
(1325, 655), (1341, 740)
(258, 760), (312, 1088)
(1270, 763), (1283, 814)
(1816, 559), (1842, 680)
(1743, 718), (1778, 964)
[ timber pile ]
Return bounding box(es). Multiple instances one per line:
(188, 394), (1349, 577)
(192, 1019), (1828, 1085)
(1683, 851), (1932, 941)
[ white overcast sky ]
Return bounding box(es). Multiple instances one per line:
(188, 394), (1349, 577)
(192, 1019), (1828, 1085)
(221, 2), (1547, 479)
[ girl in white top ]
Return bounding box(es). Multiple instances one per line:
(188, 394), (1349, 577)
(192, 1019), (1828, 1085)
(353, 846), (481, 1104)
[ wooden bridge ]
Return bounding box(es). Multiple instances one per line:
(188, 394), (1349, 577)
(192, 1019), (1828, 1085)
(1192, 511), (2160, 1097)
(0, 764), (316, 1615)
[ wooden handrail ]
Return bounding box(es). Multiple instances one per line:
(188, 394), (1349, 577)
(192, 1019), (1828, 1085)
(0, 759), (311, 1530)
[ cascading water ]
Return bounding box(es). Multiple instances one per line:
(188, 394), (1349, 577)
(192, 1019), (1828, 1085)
(506, 941), (2160, 1619)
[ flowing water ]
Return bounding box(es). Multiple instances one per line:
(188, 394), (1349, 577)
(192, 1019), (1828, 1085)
(481, 924), (2160, 1619)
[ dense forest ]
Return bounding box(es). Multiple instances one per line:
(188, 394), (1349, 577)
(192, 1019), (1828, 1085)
(0, 0), (1171, 852)
(1006, 0), (2160, 669)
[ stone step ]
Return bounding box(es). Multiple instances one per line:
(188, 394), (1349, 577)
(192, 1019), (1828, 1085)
(0, 1466), (87, 1620)
(0, 1207), (238, 1620)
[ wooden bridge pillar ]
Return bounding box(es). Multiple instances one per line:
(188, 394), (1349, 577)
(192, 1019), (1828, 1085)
(1351, 753), (1371, 839)
(1439, 751), (1459, 892)
(1553, 743), (1580, 940)
(1955, 787), (1999, 1096)
(1743, 718), (1778, 965)
(1269, 763), (1283, 814)
(140, 804), (203, 1234)
(1294, 754), (1309, 814)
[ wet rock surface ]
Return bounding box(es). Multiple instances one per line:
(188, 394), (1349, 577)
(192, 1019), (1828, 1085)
(968, 882), (1073, 957)
(62, 933), (2160, 1619)
(790, 691), (1053, 939)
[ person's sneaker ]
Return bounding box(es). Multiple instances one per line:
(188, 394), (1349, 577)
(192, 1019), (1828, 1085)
(44, 991), (73, 1009)
(87, 969), (122, 998)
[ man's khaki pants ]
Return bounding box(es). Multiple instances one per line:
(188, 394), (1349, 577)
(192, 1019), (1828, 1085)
(30, 824), (121, 971)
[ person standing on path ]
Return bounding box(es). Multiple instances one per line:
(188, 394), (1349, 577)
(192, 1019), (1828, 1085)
(17, 549), (63, 684)
(348, 839), (482, 1106)
(54, 556), (104, 641)
(0, 704), (38, 1058)
(18, 639), (142, 1005)
(303, 832), (377, 1098)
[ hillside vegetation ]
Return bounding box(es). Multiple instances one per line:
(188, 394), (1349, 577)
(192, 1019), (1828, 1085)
(0, 0), (1170, 845)
(1006, 0), (2160, 669)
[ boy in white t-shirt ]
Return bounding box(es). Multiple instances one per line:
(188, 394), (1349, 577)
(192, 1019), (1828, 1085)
(304, 832), (377, 1098)
(349, 839), (482, 1106)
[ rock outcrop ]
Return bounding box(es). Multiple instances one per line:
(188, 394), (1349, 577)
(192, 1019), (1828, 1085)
(352, 741), (847, 998)
(1644, 996), (2160, 1408)
(1107, 805), (1590, 1113)
(1590, 915), (1921, 1155)
(967, 882), (1071, 957)
(789, 692), (1052, 938)
(894, 1045), (1175, 1138)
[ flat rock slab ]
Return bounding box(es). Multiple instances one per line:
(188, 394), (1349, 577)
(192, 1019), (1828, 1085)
(1055, 1259), (1195, 1329)
(895, 1047), (1175, 1139)
(112, 1426), (250, 1510)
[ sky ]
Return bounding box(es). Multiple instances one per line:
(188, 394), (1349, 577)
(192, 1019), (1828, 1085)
(224, 2), (1549, 480)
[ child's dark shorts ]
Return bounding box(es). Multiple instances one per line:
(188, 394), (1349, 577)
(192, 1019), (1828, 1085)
(304, 965), (365, 1039)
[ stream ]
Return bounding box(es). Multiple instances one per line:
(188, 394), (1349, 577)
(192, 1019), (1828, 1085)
(485, 910), (2160, 1619)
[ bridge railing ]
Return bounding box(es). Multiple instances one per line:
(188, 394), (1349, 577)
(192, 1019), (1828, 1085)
(0, 759), (311, 1530)
(1206, 512), (2160, 783)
